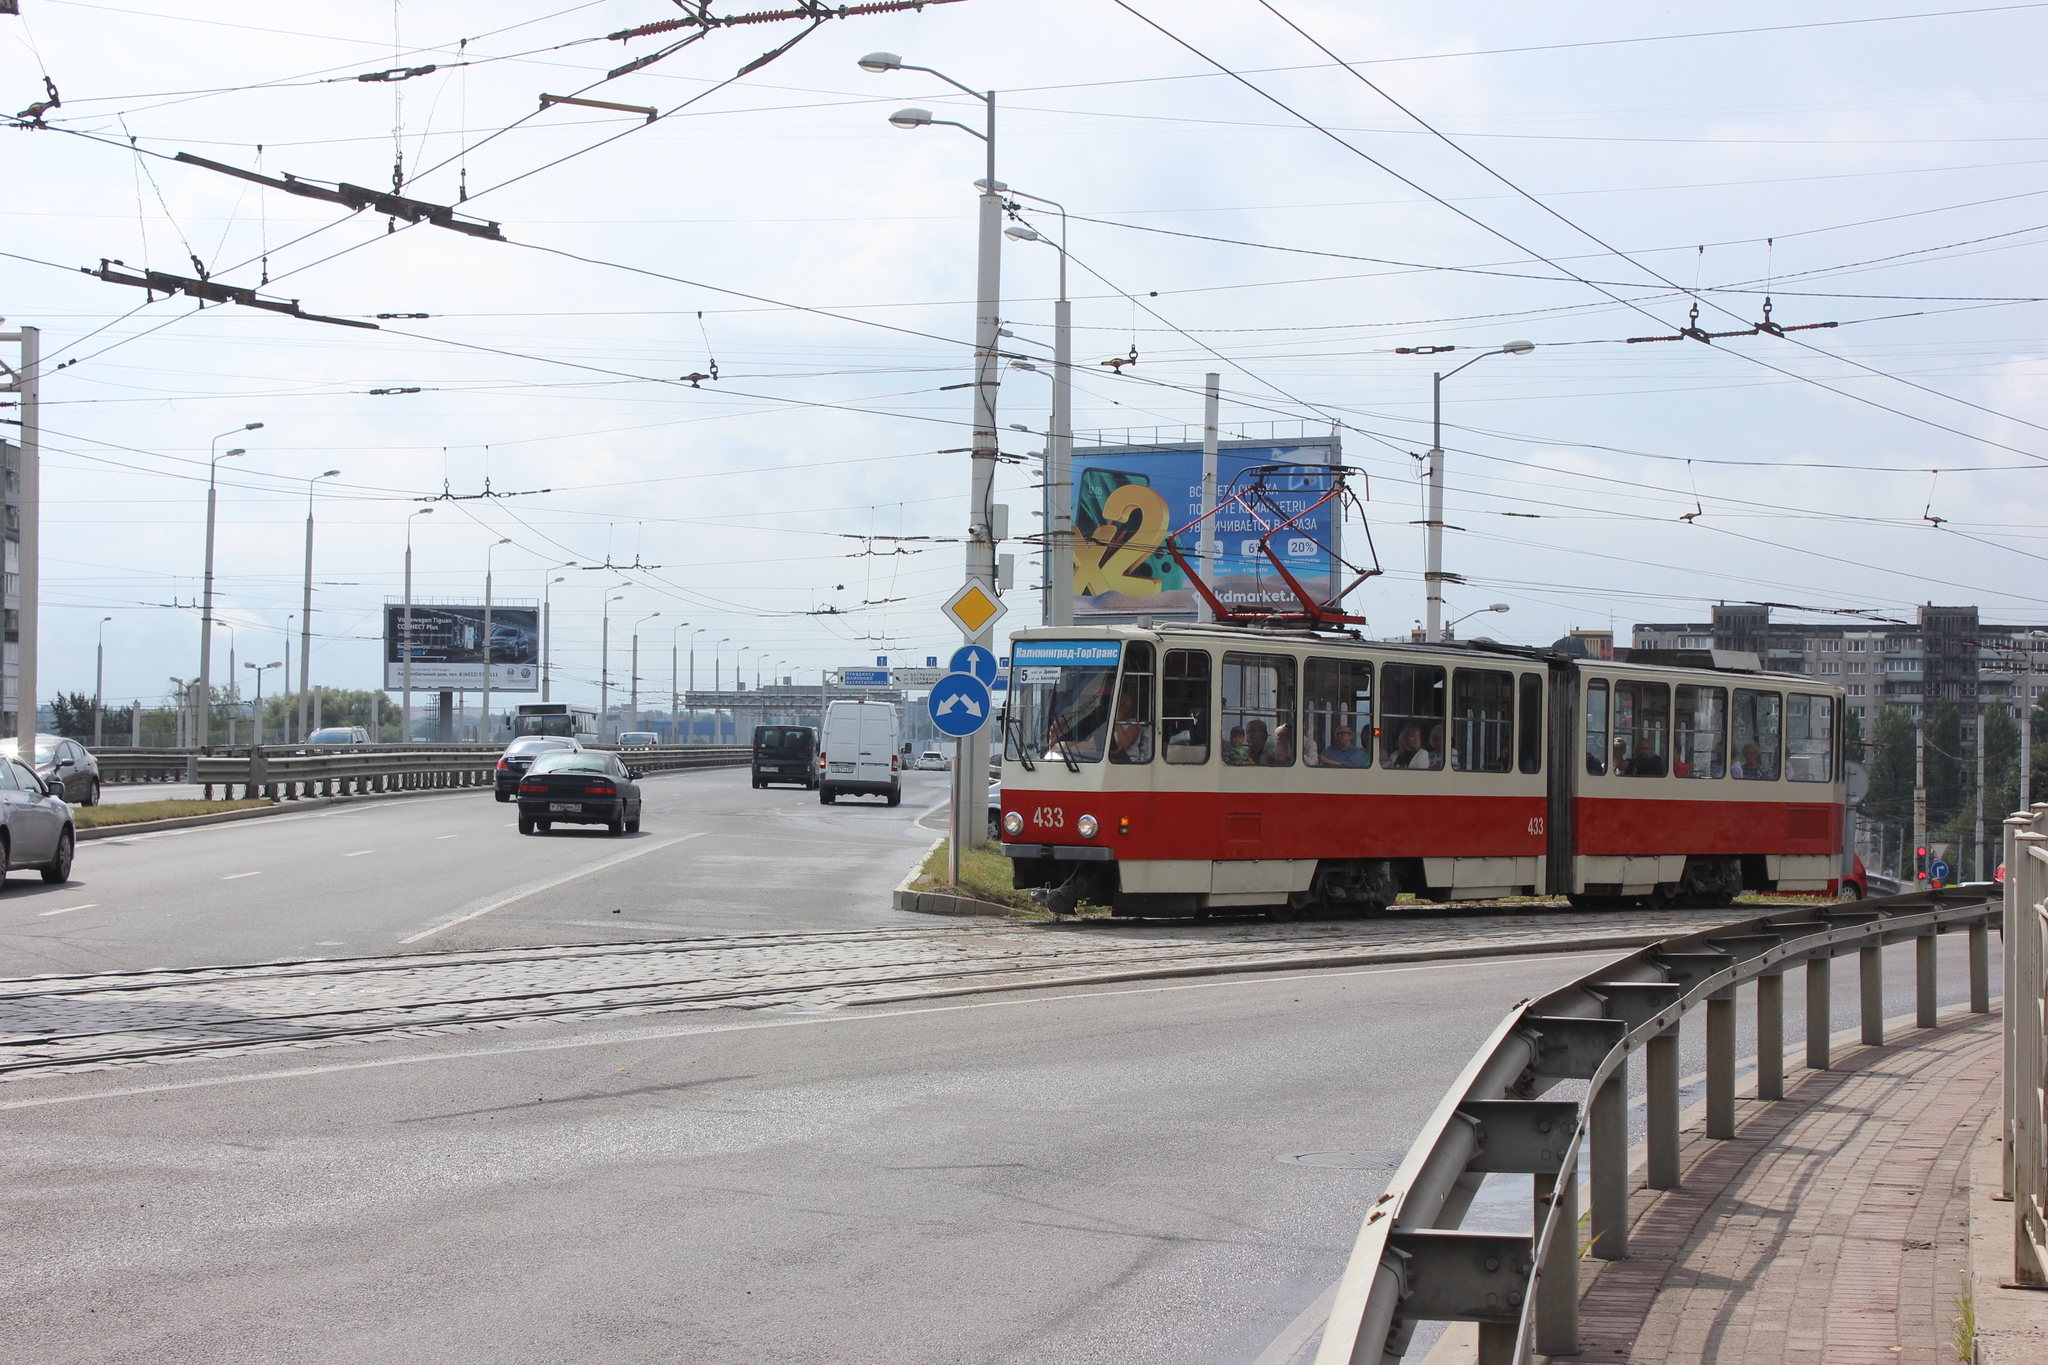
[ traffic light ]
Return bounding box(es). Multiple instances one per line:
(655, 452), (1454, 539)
(1916, 846), (1929, 882)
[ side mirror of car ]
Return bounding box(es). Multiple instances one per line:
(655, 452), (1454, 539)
(626, 769), (643, 781)
(55, 758), (72, 770)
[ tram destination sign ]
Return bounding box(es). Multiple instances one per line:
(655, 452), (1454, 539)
(1067, 435), (1340, 623)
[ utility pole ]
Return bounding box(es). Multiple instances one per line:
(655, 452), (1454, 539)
(1974, 710), (1986, 880)
(297, 469), (338, 744)
(1913, 714), (1928, 885)
(402, 507), (431, 744)
(1200, 373), (1219, 624)
(482, 538), (510, 746)
(94, 616), (112, 747)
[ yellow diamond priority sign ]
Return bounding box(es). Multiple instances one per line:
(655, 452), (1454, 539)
(942, 579), (1006, 638)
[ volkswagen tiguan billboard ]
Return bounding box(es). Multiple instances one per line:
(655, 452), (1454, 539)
(383, 604), (540, 691)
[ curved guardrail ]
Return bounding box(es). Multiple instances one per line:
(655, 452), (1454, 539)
(1314, 885), (2002, 1365)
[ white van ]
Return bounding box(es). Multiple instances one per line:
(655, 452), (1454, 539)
(819, 700), (902, 806)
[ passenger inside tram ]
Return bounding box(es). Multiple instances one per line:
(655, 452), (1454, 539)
(1318, 725), (1368, 767)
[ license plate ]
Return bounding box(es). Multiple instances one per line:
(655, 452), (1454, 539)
(830, 762), (853, 773)
(548, 803), (581, 813)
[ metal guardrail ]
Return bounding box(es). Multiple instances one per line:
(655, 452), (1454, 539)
(2003, 802), (2048, 1285)
(1313, 884), (2004, 1365)
(86, 743), (750, 794)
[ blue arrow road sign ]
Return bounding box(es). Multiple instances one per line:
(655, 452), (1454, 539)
(949, 644), (999, 686)
(926, 656), (938, 668)
(928, 673), (993, 737)
(1930, 860), (1950, 883)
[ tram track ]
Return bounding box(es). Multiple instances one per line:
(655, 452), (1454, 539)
(0, 903), (1787, 1079)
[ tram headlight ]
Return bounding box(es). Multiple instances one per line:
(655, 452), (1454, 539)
(1077, 814), (1099, 839)
(1002, 810), (1023, 837)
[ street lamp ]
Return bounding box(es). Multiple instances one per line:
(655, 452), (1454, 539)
(864, 51), (1004, 884)
(198, 422), (261, 746)
(401, 507), (433, 743)
(600, 591), (627, 740)
(630, 611), (660, 735)
(482, 537), (512, 744)
(687, 627), (707, 741)
(715, 637), (731, 742)
(1003, 195), (1074, 628)
(669, 621), (690, 743)
(245, 660), (280, 742)
(295, 468), (341, 744)
(1446, 603), (1512, 637)
(541, 562), (575, 702)
(1397, 341), (1534, 642)
(93, 616), (113, 747)
(217, 620), (237, 745)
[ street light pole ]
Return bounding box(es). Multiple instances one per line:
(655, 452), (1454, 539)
(296, 468), (340, 744)
(245, 661), (279, 740)
(282, 615), (295, 743)
(1402, 342), (1532, 642)
(631, 612), (660, 735)
(600, 591), (626, 740)
(402, 508), (433, 744)
(715, 637), (731, 742)
(863, 51), (1003, 881)
(94, 616), (113, 747)
(669, 622), (689, 743)
(541, 562), (574, 702)
(200, 423), (261, 745)
(689, 627), (706, 741)
(482, 537), (511, 744)
(1003, 195), (1072, 627)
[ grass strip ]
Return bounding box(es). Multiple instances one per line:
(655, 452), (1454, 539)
(74, 799), (273, 828)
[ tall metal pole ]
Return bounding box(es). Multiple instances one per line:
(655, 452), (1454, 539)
(482, 538), (509, 745)
(282, 616), (293, 744)
(403, 507), (431, 745)
(2024, 647), (2037, 813)
(630, 632), (639, 734)
(1200, 373), (1219, 623)
(1424, 369), (1446, 643)
(296, 470), (337, 745)
(1914, 714), (1928, 883)
(671, 634), (679, 743)
(94, 616), (111, 747)
(1975, 709), (1987, 880)
(1008, 193), (1073, 629)
(7, 326), (36, 751)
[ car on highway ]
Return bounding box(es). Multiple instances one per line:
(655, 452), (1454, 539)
(819, 700), (900, 806)
(0, 754), (75, 883)
(752, 724), (817, 790)
(616, 732), (659, 749)
(494, 735), (582, 802)
(915, 750), (950, 772)
(0, 735), (100, 806)
(304, 726), (369, 745)
(516, 750), (643, 836)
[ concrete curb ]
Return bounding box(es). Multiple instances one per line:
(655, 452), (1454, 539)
(891, 836), (1021, 918)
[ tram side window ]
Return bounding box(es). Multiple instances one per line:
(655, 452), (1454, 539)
(1451, 668), (1514, 772)
(1613, 680), (1671, 776)
(1161, 649), (1212, 765)
(1585, 679), (1609, 775)
(1786, 693), (1833, 782)
(1732, 689), (1782, 780)
(1380, 663), (1446, 770)
(1108, 642), (1155, 764)
(1221, 652), (1297, 767)
(1674, 684), (1728, 779)
(1518, 673), (1543, 774)
(1305, 657), (1372, 769)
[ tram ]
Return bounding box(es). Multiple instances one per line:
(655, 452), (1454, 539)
(995, 624), (1846, 915)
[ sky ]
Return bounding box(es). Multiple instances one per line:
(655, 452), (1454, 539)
(3, 0), (2045, 713)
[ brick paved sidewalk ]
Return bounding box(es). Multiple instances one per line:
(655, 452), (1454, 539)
(1554, 1011), (2001, 1365)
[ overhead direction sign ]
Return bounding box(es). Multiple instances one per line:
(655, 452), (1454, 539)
(890, 667), (947, 687)
(949, 644), (999, 686)
(839, 668), (891, 687)
(941, 579), (1006, 638)
(928, 673), (992, 737)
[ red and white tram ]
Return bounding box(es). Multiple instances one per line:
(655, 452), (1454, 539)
(995, 624), (1847, 916)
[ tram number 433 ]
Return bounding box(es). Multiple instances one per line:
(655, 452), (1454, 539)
(1032, 807), (1066, 830)
(1527, 817), (1545, 836)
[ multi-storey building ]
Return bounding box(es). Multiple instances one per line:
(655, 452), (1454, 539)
(1633, 604), (2048, 727)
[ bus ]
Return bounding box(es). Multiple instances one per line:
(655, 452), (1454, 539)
(510, 703), (599, 743)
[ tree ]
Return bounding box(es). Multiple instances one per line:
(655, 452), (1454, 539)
(48, 691), (96, 739)
(1983, 701), (2022, 822)
(1864, 706), (1917, 830)
(1924, 700), (1963, 826)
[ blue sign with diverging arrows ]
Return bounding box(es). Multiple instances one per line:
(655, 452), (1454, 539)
(928, 673), (993, 737)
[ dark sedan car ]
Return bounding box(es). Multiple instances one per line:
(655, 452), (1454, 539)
(516, 751), (642, 836)
(0, 735), (99, 806)
(494, 736), (581, 802)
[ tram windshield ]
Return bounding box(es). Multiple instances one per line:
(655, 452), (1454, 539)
(1005, 639), (1126, 765)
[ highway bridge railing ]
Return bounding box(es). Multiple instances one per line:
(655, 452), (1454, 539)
(87, 743), (751, 794)
(2004, 802), (2048, 1287)
(1313, 882), (2005, 1365)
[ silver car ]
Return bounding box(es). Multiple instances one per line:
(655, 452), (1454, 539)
(0, 734), (99, 806)
(0, 755), (74, 883)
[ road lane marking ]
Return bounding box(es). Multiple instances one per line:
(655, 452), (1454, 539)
(344, 850), (376, 857)
(398, 831), (707, 945)
(0, 951), (1614, 1111)
(221, 872), (260, 880)
(436, 834), (459, 840)
(36, 903), (97, 917)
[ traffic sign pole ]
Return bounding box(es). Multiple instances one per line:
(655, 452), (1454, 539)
(942, 581), (1006, 886)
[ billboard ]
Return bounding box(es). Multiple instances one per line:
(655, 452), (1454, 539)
(1067, 436), (1340, 621)
(383, 604), (541, 692)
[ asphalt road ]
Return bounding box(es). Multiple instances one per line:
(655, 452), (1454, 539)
(0, 768), (948, 977)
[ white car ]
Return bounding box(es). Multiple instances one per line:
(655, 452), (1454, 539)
(915, 751), (950, 771)
(616, 732), (659, 748)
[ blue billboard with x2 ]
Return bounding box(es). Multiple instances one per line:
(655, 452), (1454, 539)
(1066, 436), (1340, 622)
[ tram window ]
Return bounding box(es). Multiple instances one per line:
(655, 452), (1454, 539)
(1221, 652), (1297, 767)
(1674, 684), (1729, 779)
(1107, 642), (1155, 764)
(1451, 669), (1515, 773)
(1613, 680), (1670, 777)
(1518, 673), (1543, 774)
(1161, 649), (1212, 764)
(1005, 639), (1121, 764)
(1585, 679), (1609, 775)
(1379, 663), (1446, 771)
(1786, 693), (1834, 782)
(1305, 657), (1372, 769)
(1732, 689), (1782, 780)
